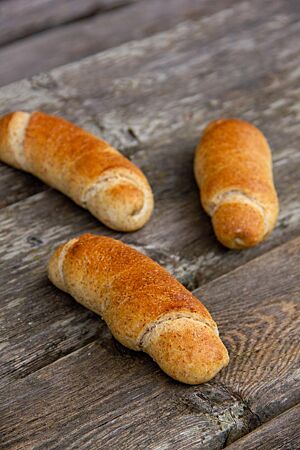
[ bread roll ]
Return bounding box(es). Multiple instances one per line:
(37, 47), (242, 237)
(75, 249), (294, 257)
(194, 119), (279, 249)
(48, 233), (229, 384)
(0, 111), (153, 231)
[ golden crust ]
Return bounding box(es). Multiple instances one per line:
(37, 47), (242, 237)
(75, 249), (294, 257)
(0, 112), (30, 169)
(24, 112), (140, 198)
(0, 113), (16, 167)
(212, 201), (265, 249)
(194, 118), (279, 249)
(0, 111), (154, 231)
(143, 318), (229, 384)
(48, 234), (229, 384)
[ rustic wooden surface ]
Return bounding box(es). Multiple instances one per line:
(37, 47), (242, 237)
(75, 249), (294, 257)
(226, 404), (300, 450)
(1, 0), (300, 449)
(0, 0), (138, 45)
(1, 238), (299, 448)
(0, 0), (234, 86)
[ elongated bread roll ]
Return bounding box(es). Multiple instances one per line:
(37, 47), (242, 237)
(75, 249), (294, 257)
(48, 233), (229, 384)
(0, 111), (153, 231)
(194, 119), (279, 249)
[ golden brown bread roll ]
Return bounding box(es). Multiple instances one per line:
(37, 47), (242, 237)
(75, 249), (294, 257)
(0, 111), (153, 231)
(194, 119), (279, 249)
(48, 233), (229, 384)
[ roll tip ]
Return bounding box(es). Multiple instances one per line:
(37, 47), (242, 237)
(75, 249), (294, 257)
(212, 201), (266, 249)
(88, 178), (154, 232)
(48, 237), (79, 292)
(144, 317), (229, 385)
(48, 244), (65, 291)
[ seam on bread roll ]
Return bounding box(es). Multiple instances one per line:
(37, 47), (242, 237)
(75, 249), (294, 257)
(81, 171), (150, 220)
(210, 189), (267, 230)
(139, 312), (219, 350)
(8, 112), (31, 169)
(57, 238), (79, 288)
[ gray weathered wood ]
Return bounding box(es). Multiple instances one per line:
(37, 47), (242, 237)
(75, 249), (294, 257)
(0, 0), (137, 46)
(1, 0), (300, 210)
(0, 0), (300, 392)
(194, 240), (300, 428)
(226, 404), (300, 450)
(0, 236), (299, 448)
(0, 0), (235, 86)
(0, 164), (46, 208)
(0, 338), (243, 450)
(0, 0), (299, 271)
(0, 129), (299, 291)
(1, 1), (300, 446)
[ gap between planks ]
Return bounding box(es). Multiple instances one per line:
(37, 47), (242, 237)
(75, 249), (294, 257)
(0, 0), (237, 86)
(225, 403), (300, 449)
(0, 0), (139, 47)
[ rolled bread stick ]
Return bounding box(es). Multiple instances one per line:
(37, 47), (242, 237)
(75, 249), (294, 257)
(194, 119), (279, 249)
(48, 233), (229, 384)
(0, 111), (154, 231)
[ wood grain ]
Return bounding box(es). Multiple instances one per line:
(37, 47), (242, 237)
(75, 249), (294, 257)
(0, 164), (46, 208)
(0, 0), (300, 392)
(0, 0), (137, 46)
(1, 1), (300, 446)
(1, 236), (299, 448)
(226, 404), (300, 450)
(0, 128), (299, 290)
(0, 0), (299, 283)
(194, 239), (300, 428)
(0, 338), (237, 450)
(0, 0), (236, 86)
(1, 0), (300, 211)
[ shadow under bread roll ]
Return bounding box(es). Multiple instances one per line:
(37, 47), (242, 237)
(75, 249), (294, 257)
(194, 119), (279, 249)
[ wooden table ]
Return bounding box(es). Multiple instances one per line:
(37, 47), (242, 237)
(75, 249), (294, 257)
(1, 1), (299, 448)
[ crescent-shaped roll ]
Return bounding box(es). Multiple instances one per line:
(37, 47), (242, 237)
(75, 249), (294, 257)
(0, 111), (154, 231)
(48, 233), (229, 384)
(194, 119), (279, 249)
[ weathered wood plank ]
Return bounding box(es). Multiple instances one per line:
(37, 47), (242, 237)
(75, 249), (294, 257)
(0, 0), (137, 46)
(0, 0), (243, 205)
(1, 237), (299, 448)
(1, 119), (299, 287)
(0, 338), (239, 450)
(0, 0), (236, 86)
(226, 404), (300, 450)
(1, 0), (299, 209)
(1, 1), (299, 446)
(194, 242), (300, 428)
(0, 165), (46, 208)
(1, 0), (300, 391)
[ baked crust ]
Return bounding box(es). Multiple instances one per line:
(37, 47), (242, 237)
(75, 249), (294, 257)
(48, 233), (229, 384)
(194, 119), (279, 249)
(0, 111), (154, 231)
